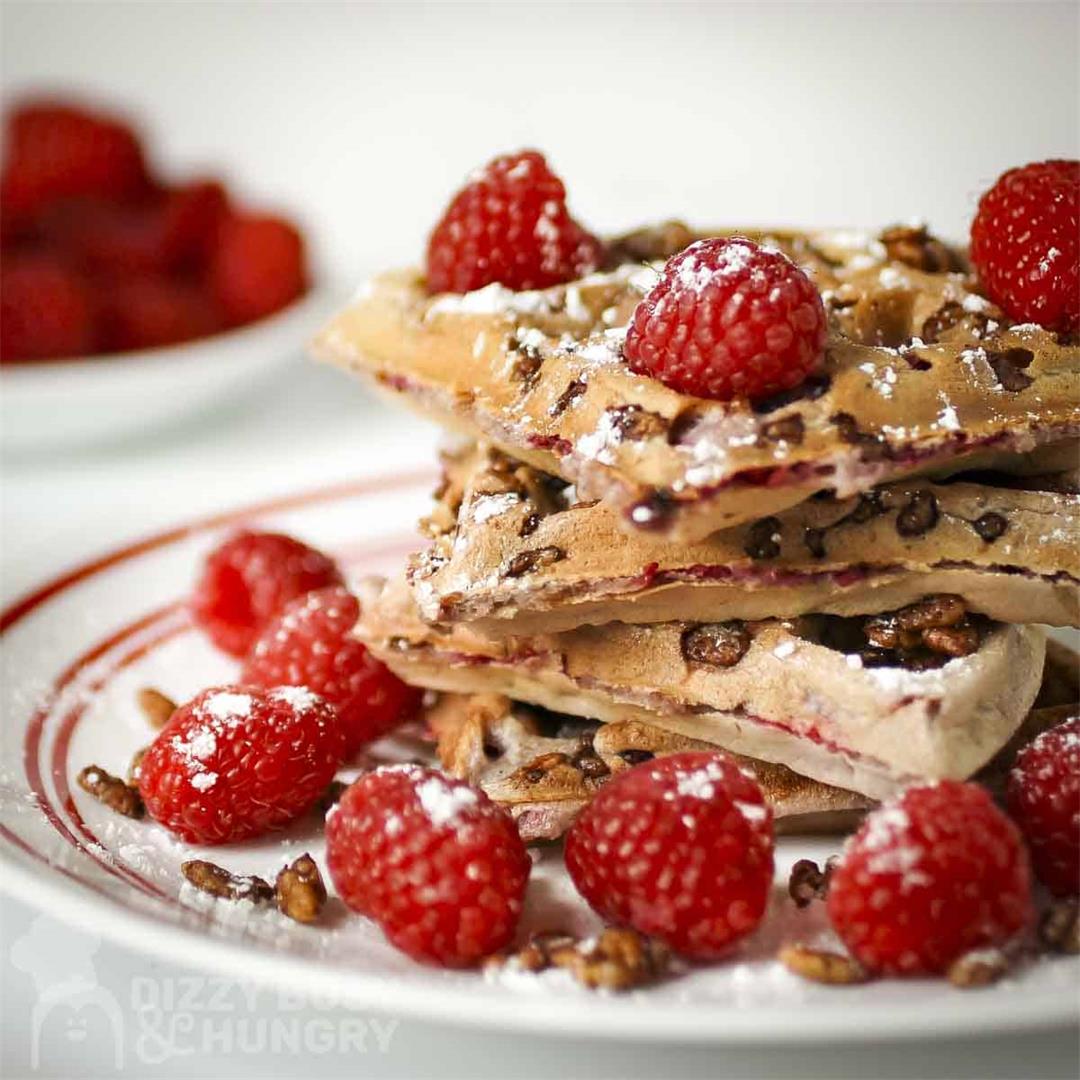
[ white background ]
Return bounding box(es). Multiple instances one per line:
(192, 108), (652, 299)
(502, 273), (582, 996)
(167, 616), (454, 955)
(2, 2), (1078, 1077)
(4, 0), (1079, 279)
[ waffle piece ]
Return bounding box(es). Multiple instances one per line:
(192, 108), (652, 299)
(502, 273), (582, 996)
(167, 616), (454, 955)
(315, 223), (1080, 541)
(429, 675), (1075, 844)
(411, 443), (1080, 634)
(357, 577), (1046, 800)
(429, 693), (873, 841)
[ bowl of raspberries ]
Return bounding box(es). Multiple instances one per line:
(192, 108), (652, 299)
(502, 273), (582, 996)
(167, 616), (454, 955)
(0, 97), (328, 450)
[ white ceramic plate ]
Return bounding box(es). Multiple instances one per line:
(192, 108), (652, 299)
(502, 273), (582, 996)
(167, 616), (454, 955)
(1, 471), (1076, 1044)
(0, 287), (338, 453)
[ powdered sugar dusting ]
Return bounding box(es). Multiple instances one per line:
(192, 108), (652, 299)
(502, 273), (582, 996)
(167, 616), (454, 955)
(270, 685), (323, 712)
(576, 409), (623, 464)
(864, 659), (957, 698)
(172, 728), (217, 764)
(858, 803), (910, 853)
(417, 775), (479, 827)
(936, 403), (961, 431)
(856, 802), (930, 887)
(427, 282), (554, 318)
(472, 492), (522, 523)
(201, 691), (253, 722)
(735, 800), (768, 824)
(483, 957), (583, 994)
(672, 760), (727, 800)
(190, 771), (219, 792)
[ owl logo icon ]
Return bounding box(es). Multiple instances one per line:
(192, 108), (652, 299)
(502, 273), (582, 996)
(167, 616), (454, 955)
(10, 914), (125, 1071)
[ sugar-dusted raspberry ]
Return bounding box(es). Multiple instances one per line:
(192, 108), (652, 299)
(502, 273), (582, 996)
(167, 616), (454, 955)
(624, 237), (827, 402)
(1, 101), (150, 223)
(191, 530), (343, 658)
(425, 150), (602, 295)
(0, 254), (96, 362)
(325, 765), (530, 966)
(828, 781), (1033, 974)
(100, 277), (220, 352)
(242, 586), (422, 756)
(970, 160), (1079, 333)
(1006, 716), (1080, 897)
(138, 685), (345, 844)
(564, 751), (774, 959)
(210, 213), (307, 326)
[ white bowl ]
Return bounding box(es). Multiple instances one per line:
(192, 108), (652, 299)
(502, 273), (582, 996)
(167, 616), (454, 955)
(0, 286), (338, 453)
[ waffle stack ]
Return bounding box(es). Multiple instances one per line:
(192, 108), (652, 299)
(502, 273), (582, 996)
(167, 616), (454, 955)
(316, 222), (1080, 839)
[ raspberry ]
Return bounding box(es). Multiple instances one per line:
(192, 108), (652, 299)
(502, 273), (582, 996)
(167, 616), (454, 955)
(161, 180), (229, 270)
(138, 685), (345, 844)
(1006, 716), (1080, 897)
(0, 254), (96, 362)
(827, 781), (1033, 974)
(209, 213), (307, 326)
(242, 586), (422, 756)
(970, 160), (1079, 333)
(564, 752), (774, 959)
(53, 197), (173, 277)
(1, 101), (149, 222)
(624, 237), (827, 402)
(191, 530), (343, 658)
(425, 150), (602, 294)
(100, 277), (220, 352)
(51, 182), (227, 278)
(325, 765), (530, 966)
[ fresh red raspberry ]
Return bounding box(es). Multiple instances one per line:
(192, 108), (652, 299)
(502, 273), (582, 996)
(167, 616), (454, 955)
(209, 213), (307, 326)
(191, 530), (343, 658)
(242, 586), (422, 756)
(828, 781), (1033, 974)
(564, 751), (774, 959)
(1006, 716), (1080, 897)
(624, 237), (827, 402)
(425, 150), (602, 294)
(51, 182), (228, 278)
(161, 180), (229, 269)
(325, 765), (530, 966)
(138, 684), (345, 844)
(100, 278), (220, 352)
(970, 160), (1079, 333)
(49, 197), (173, 277)
(1, 101), (150, 222)
(0, 254), (96, 362)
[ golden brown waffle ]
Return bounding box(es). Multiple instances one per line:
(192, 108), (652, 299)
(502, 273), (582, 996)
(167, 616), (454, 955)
(429, 693), (873, 841)
(411, 443), (1080, 633)
(315, 223), (1080, 541)
(356, 576), (1046, 800)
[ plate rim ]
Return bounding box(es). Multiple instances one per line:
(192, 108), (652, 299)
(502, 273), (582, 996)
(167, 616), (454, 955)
(4, 843), (1076, 1045)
